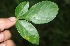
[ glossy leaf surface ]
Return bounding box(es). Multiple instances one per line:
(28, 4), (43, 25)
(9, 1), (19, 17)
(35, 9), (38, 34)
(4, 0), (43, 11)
(23, 1), (59, 24)
(15, 2), (29, 18)
(16, 20), (39, 44)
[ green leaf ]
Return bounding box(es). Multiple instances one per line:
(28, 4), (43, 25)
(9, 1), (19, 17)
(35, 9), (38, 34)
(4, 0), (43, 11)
(15, 2), (29, 18)
(23, 1), (59, 24)
(16, 20), (39, 45)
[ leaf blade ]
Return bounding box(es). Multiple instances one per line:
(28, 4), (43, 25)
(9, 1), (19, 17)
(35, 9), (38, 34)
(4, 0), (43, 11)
(23, 1), (59, 24)
(15, 2), (29, 18)
(16, 20), (39, 44)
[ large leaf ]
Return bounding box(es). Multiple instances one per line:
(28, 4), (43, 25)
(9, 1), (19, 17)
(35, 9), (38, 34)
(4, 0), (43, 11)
(16, 20), (39, 44)
(15, 2), (29, 18)
(23, 1), (59, 24)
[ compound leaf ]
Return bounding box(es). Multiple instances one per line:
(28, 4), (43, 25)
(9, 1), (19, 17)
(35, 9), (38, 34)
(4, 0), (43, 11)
(16, 20), (39, 45)
(23, 1), (59, 24)
(15, 2), (29, 18)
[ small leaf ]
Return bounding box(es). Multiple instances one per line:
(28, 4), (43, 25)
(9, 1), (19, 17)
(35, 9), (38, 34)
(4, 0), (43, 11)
(23, 1), (59, 24)
(15, 2), (29, 18)
(16, 20), (39, 45)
